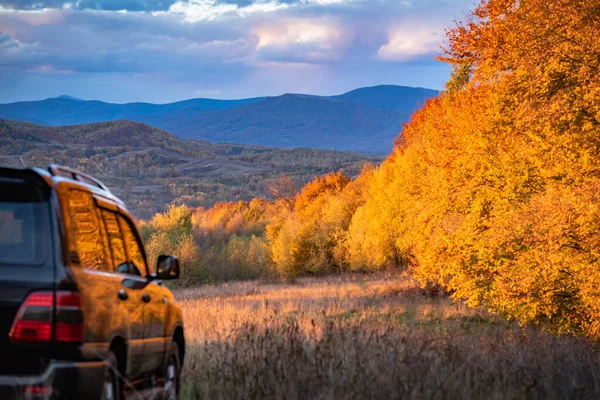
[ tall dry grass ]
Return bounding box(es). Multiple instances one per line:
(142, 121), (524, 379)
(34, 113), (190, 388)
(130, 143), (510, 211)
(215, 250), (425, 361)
(177, 272), (600, 399)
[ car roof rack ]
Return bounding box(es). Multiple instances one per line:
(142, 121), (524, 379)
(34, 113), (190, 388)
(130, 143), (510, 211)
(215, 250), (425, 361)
(48, 164), (112, 193)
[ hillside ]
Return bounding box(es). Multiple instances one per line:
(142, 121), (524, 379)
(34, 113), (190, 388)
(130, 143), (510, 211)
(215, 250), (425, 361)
(169, 94), (409, 154)
(333, 85), (437, 109)
(0, 119), (181, 148)
(0, 97), (264, 126)
(0, 86), (438, 154)
(0, 119), (382, 218)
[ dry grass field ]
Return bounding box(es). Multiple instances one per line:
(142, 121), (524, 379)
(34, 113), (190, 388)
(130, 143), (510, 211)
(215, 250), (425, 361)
(176, 272), (600, 399)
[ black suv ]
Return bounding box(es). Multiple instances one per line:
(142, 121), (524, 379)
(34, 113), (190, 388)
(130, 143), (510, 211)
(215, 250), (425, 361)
(0, 165), (185, 400)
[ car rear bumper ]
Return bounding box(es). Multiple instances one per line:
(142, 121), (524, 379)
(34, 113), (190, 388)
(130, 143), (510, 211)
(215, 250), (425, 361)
(0, 359), (106, 400)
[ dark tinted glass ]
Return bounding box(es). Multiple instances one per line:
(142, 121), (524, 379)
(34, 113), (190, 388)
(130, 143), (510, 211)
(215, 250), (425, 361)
(0, 179), (50, 265)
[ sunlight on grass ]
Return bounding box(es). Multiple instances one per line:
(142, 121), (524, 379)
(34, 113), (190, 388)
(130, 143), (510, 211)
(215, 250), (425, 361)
(176, 272), (600, 399)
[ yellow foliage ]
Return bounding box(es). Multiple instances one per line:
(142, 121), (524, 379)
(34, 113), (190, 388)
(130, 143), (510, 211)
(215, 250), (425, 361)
(266, 172), (356, 277)
(142, 0), (600, 337)
(356, 0), (600, 336)
(144, 205), (204, 286)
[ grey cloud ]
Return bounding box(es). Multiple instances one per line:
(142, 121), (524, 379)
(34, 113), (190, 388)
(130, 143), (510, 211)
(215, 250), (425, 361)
(0, 0), (474, 102)
(215, 0), (299, 5)
(76, 0), (177, 11)
(0, 0), (300, 11)
(0, 9), (257, 76)
(0, 0), (65, 10)
(0, 0), (176, 11)
(0, 0), (472, 72)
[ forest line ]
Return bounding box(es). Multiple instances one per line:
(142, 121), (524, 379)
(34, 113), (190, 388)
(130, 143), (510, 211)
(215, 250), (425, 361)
(142, 0), (600, 337)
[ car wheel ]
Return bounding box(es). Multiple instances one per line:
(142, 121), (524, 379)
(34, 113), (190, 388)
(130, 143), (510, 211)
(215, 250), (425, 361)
(163, 341), (181, 400)
(101, 351), (123, 400)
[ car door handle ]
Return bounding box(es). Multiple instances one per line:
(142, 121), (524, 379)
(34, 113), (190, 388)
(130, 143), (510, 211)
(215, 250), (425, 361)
(142, 293), (151, 303)
(118, 289), (128, 301)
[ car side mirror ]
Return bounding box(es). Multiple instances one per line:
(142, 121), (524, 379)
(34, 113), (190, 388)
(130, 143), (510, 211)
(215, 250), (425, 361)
(153, 255), (180, 280)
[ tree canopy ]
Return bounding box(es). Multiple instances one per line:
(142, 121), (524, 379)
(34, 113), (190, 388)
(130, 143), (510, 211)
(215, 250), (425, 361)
(142, 0), (600, 337)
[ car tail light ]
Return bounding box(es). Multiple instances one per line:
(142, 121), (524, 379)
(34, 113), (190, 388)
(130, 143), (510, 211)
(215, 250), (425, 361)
(10, 292), (53, 343)
(55, 291), (84, 343)
(10, 291), (84, 344)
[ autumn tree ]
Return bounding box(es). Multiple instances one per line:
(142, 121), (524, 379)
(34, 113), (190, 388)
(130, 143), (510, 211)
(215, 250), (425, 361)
(266, 173), (299, 206)
(142, 205), (205, 286)
(266, 172), (353, 277)
(137, 0), (600, 337)
(361, 0), (600, 336)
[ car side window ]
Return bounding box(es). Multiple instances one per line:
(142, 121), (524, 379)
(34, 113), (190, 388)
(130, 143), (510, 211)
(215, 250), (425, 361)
(118, 215), (147, 277)
(67, 190), (109, 272)
(100, 209), (128, 273)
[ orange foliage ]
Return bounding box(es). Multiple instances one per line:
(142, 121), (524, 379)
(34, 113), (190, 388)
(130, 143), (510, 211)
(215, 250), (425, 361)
(143, 0), (600, 337)
(360, 0), (600, 336)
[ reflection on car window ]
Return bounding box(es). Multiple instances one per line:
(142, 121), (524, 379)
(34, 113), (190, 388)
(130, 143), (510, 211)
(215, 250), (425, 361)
(118, 215), (147, 276)
(68, 190), (108, 272)
(101, 209), (127, 271)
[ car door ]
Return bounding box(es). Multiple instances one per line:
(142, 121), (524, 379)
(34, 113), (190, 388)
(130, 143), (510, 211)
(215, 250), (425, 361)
(95, 200), (147, 378)
(56, 186), (145, 379)
(118, 213), (167, 375)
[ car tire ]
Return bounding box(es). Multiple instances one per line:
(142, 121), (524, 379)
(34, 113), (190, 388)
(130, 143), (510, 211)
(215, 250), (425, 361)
(163, 341), (181, 400)
(101, 351), (123, 400)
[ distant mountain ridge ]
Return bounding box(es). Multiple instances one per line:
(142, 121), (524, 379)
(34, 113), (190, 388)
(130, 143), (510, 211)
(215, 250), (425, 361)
(333, 85), (436, 110)
(0, 96), (265, 126)
(56, 95), (84, 101)
(174, 94), (410, 154)
(0, 86), (438, 154)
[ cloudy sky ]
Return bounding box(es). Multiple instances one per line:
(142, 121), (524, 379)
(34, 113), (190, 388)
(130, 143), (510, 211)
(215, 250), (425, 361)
(0, 0), (475, 103)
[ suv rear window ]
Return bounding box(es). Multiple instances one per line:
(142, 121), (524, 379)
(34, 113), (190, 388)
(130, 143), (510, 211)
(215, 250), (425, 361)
(0, 179), (50, 266)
